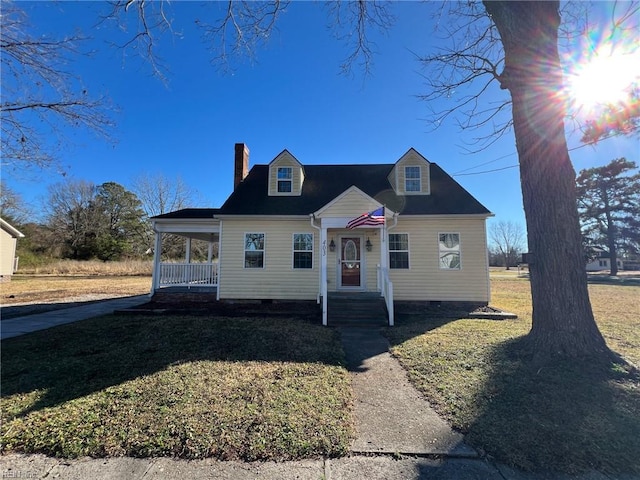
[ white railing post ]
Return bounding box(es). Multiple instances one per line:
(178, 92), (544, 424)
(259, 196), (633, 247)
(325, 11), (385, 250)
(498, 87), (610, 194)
(380, 267), (394, 326)
(151, 231), (162, 294)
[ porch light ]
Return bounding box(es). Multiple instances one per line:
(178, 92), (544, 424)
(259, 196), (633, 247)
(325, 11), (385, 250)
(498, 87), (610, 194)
(366, 237), (373, 252)
(329, 239), (336, 252)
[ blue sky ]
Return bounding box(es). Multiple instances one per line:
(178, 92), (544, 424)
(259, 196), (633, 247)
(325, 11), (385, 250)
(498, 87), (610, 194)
(5, 1), (638, 232)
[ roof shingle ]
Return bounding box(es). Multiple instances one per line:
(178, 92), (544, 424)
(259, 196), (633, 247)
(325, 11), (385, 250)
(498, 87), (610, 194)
(219, 164), (491, 216)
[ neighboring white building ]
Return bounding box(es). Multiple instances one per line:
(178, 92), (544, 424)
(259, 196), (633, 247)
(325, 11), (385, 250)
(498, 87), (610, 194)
(586, 249), (624, 272)
(0, 218), (24, 282)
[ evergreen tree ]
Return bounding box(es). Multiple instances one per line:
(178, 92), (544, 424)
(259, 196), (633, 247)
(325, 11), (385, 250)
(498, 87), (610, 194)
(576, 158), (640, 275)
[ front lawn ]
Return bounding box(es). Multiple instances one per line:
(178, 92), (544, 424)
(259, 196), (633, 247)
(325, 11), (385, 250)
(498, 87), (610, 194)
(386, 279), (640, 474)
(0, 315), (353, 460)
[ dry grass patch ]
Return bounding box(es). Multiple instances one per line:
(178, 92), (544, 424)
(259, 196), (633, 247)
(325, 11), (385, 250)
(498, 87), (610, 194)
(1, 275), (151, 306)
(1, 316), (353, 460)
(386, 279), (640, 474)
(17, 259), (152, 276)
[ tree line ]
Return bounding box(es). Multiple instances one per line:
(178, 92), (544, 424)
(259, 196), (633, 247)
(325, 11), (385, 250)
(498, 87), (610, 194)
(0, 174), (207, 266)
(489, 158), (639, 272)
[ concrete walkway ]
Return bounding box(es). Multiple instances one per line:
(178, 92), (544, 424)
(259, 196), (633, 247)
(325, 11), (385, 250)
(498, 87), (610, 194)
(0, 295), (150, 340)
(339, 327), (475, 456)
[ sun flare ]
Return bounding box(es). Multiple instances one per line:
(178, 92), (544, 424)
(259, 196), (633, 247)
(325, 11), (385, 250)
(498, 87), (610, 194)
(567, 50), (640, 112)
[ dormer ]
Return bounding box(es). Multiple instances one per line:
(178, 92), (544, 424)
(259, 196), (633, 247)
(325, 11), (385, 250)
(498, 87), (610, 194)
(268, 150), (305, 196)
(387, 148), (431, 195)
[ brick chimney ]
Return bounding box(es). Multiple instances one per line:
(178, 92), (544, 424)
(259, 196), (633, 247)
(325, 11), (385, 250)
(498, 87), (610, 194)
(234, 143), (250, 189)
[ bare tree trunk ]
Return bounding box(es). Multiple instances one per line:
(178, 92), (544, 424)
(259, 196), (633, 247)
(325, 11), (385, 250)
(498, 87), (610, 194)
(483, 1), (609, 360)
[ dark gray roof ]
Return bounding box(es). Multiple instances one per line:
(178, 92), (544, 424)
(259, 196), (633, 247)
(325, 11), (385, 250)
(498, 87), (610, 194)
(219, 164), (491, 216)
(152, 208), (220, 220)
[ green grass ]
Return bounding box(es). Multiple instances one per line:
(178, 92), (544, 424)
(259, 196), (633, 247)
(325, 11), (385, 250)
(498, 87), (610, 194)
(386, 279), (640, 474)
(1, 315), (353, 460)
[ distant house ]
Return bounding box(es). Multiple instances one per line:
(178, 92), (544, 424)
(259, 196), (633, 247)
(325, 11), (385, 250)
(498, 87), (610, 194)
(0, 218), (24, 282)
(150, 145), (493, 326)
(586, 247), (624, 272)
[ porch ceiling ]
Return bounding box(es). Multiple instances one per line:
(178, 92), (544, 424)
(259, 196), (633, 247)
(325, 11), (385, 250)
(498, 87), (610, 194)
(167, 232), (219, 242)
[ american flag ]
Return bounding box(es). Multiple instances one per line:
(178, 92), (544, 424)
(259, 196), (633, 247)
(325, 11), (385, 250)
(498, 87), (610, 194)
(346, 207), (385, 229)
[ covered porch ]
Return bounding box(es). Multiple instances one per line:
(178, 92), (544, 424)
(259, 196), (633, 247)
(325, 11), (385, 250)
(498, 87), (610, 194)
(150, 209), (220, 295)
(312, 207), (397, 327)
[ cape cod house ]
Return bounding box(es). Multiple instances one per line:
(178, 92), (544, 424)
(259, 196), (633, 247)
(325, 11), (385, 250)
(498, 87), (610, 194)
(150, 144), (493, 326)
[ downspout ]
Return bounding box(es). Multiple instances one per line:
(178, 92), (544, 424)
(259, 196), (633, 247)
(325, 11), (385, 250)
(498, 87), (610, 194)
(309, 214), (322, 304)
(483, 216), (492, 305)
(387, 211), (399, 232)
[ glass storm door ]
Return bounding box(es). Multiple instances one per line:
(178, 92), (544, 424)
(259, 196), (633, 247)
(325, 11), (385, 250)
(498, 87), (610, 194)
(340, 237), (361, 288)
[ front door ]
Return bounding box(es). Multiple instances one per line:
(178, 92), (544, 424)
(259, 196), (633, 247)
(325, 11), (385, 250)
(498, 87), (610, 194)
(340, 237), (362, 288)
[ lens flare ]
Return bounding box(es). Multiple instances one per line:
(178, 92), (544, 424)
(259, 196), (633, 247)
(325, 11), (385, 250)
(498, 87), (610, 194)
(567, 50), (639, 111)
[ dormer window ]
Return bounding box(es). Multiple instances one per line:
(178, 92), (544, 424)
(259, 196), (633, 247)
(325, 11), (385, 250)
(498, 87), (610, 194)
(277, 167), (292, 193)
(405, 166), (421, 192)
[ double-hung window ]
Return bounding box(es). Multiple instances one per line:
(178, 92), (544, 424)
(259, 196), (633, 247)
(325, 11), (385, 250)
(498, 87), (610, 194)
(293, 233), (313, 269)
(405, 166), (421, 192)
(389, 233), (409, 269)
(277, 167), (292, 193)
(439, 233), (461, 269)
(244, 233), (265, 268)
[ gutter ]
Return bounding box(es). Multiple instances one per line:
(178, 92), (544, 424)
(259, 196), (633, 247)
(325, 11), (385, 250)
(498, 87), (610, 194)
(310, 214), (322, 304)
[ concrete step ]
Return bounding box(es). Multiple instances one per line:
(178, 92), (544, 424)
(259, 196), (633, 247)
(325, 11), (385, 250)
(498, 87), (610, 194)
(328, 292), (388, 326)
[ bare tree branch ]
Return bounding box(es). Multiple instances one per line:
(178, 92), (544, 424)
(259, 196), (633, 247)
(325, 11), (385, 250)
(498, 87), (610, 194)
(489, 220), (526, 269)
(195, 1), (288, 72)
(0, 1), (113, 175)
(102, 0), (174, 81)
(416, 2), (510, 151)
(325, 0), (395, 76)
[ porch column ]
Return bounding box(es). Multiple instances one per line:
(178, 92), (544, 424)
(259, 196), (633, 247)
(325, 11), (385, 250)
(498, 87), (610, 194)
(380, 224), (388, 294)
(320, 225), (328, 326)
(217, 222), (223, 301)
(150, 230), (162, 294)
(207, 241), (213, 263)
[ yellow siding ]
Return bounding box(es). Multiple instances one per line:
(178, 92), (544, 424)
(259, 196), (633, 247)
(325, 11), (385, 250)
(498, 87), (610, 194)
(218, 216), (489, 302)
(268, 152), (304, 196)
(219, 219), (319, 300)
(387, 217), (489, 302)
(320, 190), (380, 217)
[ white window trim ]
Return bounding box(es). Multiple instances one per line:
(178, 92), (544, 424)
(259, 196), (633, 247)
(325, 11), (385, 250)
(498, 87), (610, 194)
(405, 165), (421, 193)
(277, 167), (293, 194)
(389, 232), (410, 269)
(292, 232), (314, 270)
(244, 232), (265, 269)
(438, 232), (462, 270)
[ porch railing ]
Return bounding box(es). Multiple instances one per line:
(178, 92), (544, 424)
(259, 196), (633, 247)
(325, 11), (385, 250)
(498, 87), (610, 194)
(377, 265), (394, 326)
(159, 262), (218, 287)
